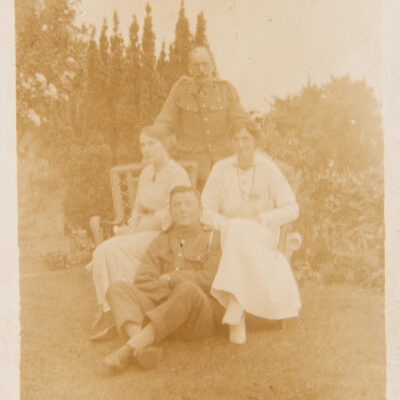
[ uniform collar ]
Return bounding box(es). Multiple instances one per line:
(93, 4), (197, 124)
(169, 223), (203, 239)
(188, 78), (216, 95)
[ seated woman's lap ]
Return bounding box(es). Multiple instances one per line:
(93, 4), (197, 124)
(96, 230), (161, 258)
(220, 218), (279, 252)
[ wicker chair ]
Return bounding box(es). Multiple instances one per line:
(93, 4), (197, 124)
(89, 160), (198, 246)
(274, 160), (303, 260)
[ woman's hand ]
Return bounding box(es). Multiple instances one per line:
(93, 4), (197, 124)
(236, 203), (259, 220)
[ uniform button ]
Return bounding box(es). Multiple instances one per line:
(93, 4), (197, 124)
(204, 116), (208, 121)
(208, 144), (212, 149)
(178, 252), (182, 257)
(196, 256), (201, 260)
(206, 130), (211, 135)
(175, 267), (180, 271)
(202, 104), (206, 108)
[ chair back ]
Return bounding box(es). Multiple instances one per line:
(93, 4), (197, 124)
(109, 160), (198, 225)
(272, 159), (303, 258)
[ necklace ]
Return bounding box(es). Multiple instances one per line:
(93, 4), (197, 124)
(236, 164), (258, 201)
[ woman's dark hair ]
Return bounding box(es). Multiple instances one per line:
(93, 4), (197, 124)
(140, 125), (176, 154)
(231, 118), (263, 142)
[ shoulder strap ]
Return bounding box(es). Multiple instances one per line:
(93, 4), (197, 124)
(207, 230), (214, 253)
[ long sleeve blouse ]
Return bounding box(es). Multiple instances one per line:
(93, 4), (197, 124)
(201, 153), (299, 231)
(129, 159), (191, 231)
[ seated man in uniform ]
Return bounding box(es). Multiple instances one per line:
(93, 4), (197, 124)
(101, 185), (222, 374)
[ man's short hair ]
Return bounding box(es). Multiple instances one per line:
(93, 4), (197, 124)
(169, 185), (201, 204)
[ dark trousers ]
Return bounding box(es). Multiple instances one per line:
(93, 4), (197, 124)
(106, 281), (221, 342)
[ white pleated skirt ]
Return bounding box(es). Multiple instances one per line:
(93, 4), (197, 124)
(211, 219), (301, 320)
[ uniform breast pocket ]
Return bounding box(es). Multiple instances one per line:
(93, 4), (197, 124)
(183, 251), (206, 269)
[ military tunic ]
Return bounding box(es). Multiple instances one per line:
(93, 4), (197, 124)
(154, 75), (251, 181)
(106, 224), (224, 342)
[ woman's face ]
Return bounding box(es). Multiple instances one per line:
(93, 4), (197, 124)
(139, 133), (167, 165)
(231, 127), (256, 160)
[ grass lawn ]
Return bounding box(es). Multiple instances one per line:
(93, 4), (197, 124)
(20, 263), (386, 400)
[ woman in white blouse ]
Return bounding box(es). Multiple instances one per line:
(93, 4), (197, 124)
(91, 125), (190, 330)
(201, 119), (301, 344)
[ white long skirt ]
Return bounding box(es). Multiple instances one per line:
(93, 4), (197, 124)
(211, 219), (301, 320)
(92, 230), (160, 312)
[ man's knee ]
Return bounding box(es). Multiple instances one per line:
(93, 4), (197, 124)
(92, 242), (104, 260)
(92, 237), (113, 261)
(168, 281), (215, 341)
(93, 235), (121, 256)
(173, 281), (207, 308)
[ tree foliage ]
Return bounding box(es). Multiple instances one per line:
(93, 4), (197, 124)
(261, 77), (384, 288)
(270, 76), (383, 172)
(168, 0), (192, 86)
(16, 0), (213, 231)
(194, 12), (208, 47)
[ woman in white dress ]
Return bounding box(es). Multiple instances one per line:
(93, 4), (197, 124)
(201, 119), (301, 344)
(91, 125), (190, 329)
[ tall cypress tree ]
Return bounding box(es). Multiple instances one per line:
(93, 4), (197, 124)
(139, 3), (156, 126)
(98, 18), (109, 82)
(168, 0), (192, 86)
(109, 11), (124, 102)
(96, 18), (111, 145)
(156, 41), (167, 76)
(80, 27), (101, 144)
(125, 14), (141, 121)
(118, 13), (142, 163)
(152, 41), (169, 116)
(194, 11), (208, 47)
(108, 10), (125, 162)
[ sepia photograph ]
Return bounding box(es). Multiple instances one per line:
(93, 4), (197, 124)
(3, 0), (398, 398)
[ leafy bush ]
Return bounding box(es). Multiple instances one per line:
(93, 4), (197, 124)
(63, 144), (114, 231)
(260, 77), (384, 290)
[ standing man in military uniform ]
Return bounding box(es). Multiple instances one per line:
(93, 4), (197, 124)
(154, 46), (252, 188)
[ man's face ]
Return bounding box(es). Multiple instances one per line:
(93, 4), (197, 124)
(170, 191), (201, 228)
(189, 48), (214, 85)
